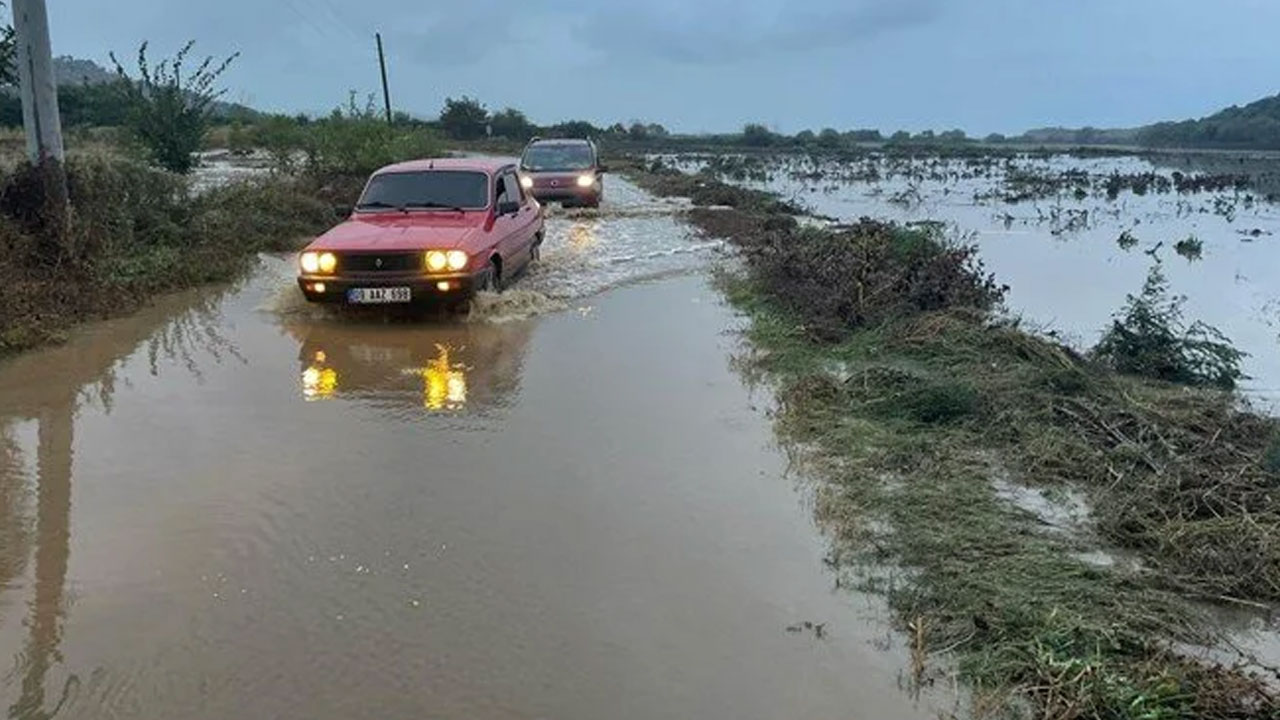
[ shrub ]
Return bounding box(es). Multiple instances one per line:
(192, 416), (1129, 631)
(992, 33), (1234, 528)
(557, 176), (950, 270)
(251, 96), (443, 183)
(439, 96), (489, 140)
(742, 123), (776, 147)
(744, 221), (1007, 341)
(1093, 263), (1245, 389)
(110, 41), (239, 174)
(1174, 235), (1203, 261)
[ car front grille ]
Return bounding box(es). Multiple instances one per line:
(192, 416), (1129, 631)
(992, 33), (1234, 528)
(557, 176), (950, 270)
(338, 252), (420, 273)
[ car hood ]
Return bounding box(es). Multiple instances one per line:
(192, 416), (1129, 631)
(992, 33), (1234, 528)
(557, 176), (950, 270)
(307, 214), (487, 252)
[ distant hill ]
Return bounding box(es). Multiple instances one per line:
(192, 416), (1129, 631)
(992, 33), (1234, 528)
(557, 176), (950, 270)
(45, 55), (259, 120)
(53, 56), (116, 86)
(1009, 94), (1280, 151)
(1137, 93), (1280, 150)
(1015, 126), (1138, 147)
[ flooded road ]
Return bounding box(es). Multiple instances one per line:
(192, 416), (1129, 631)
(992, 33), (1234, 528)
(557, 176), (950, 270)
(0, 180), (936, 719)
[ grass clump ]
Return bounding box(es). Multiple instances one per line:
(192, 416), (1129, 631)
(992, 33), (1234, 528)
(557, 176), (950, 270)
(1094, 263), (1245, 389)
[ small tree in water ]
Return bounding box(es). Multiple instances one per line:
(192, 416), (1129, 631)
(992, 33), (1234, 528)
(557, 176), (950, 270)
(110, 41), (239, 174)
(1093, 263), (1245, 389)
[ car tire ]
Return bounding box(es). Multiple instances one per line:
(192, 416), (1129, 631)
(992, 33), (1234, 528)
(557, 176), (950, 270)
(480, 261), (502, 293)
(531, 232), (544, 262)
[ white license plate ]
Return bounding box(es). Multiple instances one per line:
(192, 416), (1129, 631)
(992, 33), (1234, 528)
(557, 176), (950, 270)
(347, 287), (412, 304)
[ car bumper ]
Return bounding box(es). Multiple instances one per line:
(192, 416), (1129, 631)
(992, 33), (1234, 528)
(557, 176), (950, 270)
(297, 271), (486, 304)
(529, 186), (599, 203)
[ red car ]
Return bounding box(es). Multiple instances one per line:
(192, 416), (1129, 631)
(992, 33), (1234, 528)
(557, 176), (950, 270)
(297, 158), (544, 306)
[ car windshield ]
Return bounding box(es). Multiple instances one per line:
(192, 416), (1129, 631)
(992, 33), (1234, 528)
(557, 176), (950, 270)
(521, 144), (594, 171)
(357, 170), (489, 210)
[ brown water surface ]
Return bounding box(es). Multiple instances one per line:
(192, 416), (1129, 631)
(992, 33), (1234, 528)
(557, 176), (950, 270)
(0, 183), (937, 719)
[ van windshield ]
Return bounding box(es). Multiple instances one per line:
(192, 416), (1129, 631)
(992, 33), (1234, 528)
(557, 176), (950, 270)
(521, 144), (594, 172)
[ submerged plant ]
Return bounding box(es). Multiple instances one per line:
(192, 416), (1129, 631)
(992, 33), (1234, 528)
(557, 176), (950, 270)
(1117, 229), (1140, 251)
(1093, 263), (1245, 389)
(1174, 235), (1204, 261)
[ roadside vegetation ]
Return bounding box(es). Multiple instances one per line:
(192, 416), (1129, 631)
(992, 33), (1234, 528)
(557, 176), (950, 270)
(621, 158), (1280, 718)
(0, 35), (448, 353)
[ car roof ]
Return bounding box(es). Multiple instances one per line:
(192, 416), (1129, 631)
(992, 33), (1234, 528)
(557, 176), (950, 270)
(527, 138), (592, 146)
(373, 157), (514, 175)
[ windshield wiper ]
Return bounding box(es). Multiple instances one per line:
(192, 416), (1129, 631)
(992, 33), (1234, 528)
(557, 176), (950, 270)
(356, 201), (406, 212)
(406, 202), (466, 212)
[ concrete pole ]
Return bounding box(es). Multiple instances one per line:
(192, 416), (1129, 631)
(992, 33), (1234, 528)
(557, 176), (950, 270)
(11, 0), (69, 258)
(12, 0), (64, 163)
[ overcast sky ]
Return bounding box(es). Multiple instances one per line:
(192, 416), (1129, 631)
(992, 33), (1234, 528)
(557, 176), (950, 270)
(41, 0), (1280, 135)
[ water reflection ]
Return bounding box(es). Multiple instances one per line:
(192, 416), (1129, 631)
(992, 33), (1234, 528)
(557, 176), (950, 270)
(0, 283), (242, 718)
(284, 318), (533, 415)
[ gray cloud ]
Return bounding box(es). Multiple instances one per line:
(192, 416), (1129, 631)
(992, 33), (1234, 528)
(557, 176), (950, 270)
(573, 0), (943, 63)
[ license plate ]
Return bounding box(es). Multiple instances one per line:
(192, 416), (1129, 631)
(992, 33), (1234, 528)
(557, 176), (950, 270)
(347, 287), (411, 304)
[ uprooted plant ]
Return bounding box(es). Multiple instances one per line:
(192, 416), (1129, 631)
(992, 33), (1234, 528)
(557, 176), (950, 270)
(1093, 262), (1244, 389)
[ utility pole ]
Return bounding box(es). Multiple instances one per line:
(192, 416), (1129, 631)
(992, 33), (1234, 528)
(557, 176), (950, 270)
(12, 0), (68, 252)
(376, 32), (392, 124)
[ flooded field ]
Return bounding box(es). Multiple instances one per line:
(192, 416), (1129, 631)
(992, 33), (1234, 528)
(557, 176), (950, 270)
(661, 152), (1280, 407)
(0, 180), (944, 719)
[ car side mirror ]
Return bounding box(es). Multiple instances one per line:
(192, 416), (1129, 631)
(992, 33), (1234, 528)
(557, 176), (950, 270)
(334, 204), (352, 217)
(597, 164), (610, 174)
(497, 200), (520, 216)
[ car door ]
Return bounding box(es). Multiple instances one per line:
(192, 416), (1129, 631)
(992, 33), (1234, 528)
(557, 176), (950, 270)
(495, 170), (537, 271)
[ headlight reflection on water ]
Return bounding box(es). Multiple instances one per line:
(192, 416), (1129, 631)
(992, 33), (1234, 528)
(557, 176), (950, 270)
(302, 364), (338, 401)
(300, 345), (468, 411)
(422, 344), (468, 411)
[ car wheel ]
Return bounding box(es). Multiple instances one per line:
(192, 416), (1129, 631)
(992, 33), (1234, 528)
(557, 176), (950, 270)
(480, 261), (502, 293)
(531, 232), (544, 262)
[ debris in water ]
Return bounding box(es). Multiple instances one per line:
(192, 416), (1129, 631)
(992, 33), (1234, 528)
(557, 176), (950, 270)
(1175, 235), (1204, 261)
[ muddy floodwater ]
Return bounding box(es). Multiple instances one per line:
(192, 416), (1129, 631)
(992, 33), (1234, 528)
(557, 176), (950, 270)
(665, 152), (1280, 408)
(0, 179), (939, 719)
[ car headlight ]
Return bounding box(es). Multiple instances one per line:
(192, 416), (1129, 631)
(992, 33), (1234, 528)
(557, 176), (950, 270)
(425, 251), (448, 272)
(576, 174), (595, 187)
(301, 251), (337, 274)
(446, 250), (468, 271)
(425, 251), (468, 272)
(520, 175), (533, 189)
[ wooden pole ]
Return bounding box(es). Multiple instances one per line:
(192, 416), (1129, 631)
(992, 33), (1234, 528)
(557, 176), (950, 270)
(376, 32), (392, 124)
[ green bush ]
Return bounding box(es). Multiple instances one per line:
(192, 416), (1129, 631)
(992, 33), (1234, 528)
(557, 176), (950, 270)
(249, 96), (443, 182)
(1093, 263), (1245, 389)
(110, 41), (239, 174)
